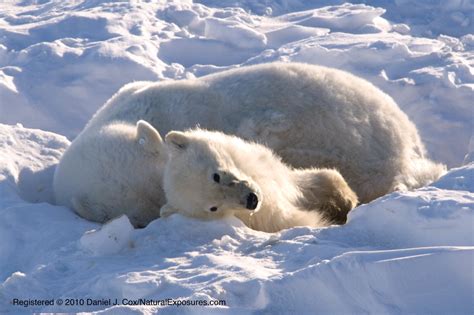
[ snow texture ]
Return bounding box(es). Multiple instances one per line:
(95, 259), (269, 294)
(0, 0), (473, 314)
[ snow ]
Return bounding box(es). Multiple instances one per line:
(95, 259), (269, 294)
(80, 215), (134, 256)
(0, 0), (473, 313)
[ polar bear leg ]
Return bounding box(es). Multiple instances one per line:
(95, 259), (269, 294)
(293, 168), (358, 224)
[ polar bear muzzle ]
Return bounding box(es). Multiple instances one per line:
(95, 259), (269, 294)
(233, 181), (260, 211)
(246, 192), (259, 210)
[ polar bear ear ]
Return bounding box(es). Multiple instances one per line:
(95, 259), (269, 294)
(165, 131), (188, 151)
(136, 120), (163, 153)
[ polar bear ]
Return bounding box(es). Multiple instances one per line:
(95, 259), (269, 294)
(53, 120), (167, 228)
(160, 129), (358, 232)
(54, 120), (355, 228)
(81, 62), (445, 203)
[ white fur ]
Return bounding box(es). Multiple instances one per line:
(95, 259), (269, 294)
(160, 129), (358, 233)
(53, 120), (167, 227)
(84, 62), (445, 202)
(54, 62), (445, 228)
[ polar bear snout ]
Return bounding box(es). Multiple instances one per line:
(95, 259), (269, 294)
(233, 180), (260, 211)
(213, 170), (261, 210)
(245, 192), (259, 210)
(220, 177), (261, 211)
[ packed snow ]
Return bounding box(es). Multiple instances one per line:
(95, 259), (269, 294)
(0, 0), (473, 314)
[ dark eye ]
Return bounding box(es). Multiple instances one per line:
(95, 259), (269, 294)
(210, 207), (218, 212)
(213, 173), (220, 183)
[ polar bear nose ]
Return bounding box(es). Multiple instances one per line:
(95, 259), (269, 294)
(246, 193), (259, 210)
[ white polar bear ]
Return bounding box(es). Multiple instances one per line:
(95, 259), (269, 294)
(54, 120), (355, 228)
(53, 120), (167, 228)
(54, 62), (445, 227)
(81, 62), (445, 203)
(160, 129), (358, 233)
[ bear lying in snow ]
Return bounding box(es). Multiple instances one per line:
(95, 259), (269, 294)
(54, 120), (356, 229)
(160, 128), (358, 232)
(78, 62), (445, 204)
(54, 62), (445, 228)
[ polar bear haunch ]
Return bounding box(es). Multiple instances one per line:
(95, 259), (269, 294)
(160, 128), (358, 232)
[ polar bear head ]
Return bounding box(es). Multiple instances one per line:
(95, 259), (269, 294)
(54, 119), (168, 228)
(160, 129), (263, 220)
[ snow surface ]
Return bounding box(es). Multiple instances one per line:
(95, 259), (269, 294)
(0, 0), (473, 314)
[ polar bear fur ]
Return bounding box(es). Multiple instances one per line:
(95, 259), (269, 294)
(160, 129), (358, 233)
(81, 62), (445, 203)
(54, 120), (355, 228)
(53, 120), (167, 227)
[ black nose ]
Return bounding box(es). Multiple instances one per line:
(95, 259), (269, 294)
(246, 193), (259, 210)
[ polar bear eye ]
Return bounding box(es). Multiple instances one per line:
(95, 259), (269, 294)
(213, 173), (220, 183)
(210, 207), (218, 212)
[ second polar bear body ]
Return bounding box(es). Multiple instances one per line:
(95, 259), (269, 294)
(84, 62), (444, 203)
(161, 129), (358, 232)
(54, 121), (167, 227)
